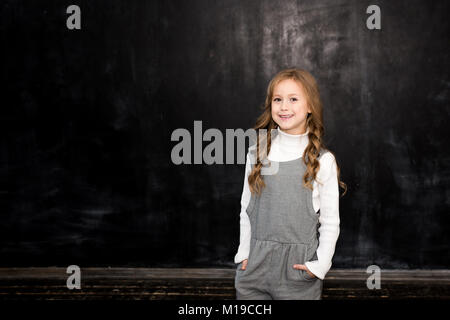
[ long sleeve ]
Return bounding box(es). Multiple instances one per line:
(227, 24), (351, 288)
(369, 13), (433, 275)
(305, 152), (340, 280)
(234, 152), (253, 264)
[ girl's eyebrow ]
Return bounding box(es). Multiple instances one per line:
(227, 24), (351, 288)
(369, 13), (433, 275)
(273, 93), (299, 97)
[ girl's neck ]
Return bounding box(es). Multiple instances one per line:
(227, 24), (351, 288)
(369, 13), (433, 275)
(276, 126), (309, 147)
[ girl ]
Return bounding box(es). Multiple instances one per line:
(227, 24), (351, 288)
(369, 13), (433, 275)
(234, 68), (347, 300)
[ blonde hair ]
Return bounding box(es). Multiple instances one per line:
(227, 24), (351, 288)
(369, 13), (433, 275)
(248, 68), (347, 197)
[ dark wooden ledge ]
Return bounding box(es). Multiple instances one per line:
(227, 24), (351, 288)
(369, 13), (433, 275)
(0, 268), (449, 300)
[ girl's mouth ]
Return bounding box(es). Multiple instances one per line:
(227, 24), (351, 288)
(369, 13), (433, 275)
(279, 114), (293, 120)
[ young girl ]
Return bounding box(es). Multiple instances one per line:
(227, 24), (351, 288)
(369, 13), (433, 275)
(234, 68), (347, 300)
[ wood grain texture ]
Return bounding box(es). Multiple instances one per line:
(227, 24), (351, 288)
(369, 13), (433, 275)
(0, 268), (449, 300)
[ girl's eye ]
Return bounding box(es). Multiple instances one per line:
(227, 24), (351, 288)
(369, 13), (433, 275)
(273, 97), (298, 102)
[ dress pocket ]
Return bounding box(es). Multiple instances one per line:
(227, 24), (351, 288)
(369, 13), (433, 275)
(301, 244), (318, 281)
(300, 269), (316, 281)
(236, 261), (246, 274)
(286, 244), (308, 282)
(236, 245), (255, 275)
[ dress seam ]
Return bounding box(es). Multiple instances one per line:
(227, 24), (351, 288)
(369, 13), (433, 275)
(251, 237), (312, 245)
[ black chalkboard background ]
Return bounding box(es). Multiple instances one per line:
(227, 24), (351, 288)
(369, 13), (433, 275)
(1, 0), (449, 269)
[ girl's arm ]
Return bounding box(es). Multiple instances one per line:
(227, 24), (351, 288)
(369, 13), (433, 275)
(304, 152), (340, 280)
(234, 152), (253, 264)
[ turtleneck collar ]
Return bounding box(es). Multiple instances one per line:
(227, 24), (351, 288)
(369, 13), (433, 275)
(276, 126), (309, 147)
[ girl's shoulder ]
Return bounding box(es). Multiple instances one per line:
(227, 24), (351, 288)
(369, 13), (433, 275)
(318, 147), (336, 165)
(318, 147), (329, 158)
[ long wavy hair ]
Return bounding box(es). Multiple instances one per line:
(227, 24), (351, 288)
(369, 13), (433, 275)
(248, 68), (347, 197)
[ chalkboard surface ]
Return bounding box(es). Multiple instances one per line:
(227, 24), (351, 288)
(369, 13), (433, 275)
(1, 0), (449, 269)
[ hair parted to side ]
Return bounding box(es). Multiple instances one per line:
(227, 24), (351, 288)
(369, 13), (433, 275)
(248, 68), (347, 197)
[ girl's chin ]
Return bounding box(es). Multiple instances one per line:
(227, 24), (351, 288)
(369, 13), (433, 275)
(278, 123), (297, 130)
(277, 123), (305, 133)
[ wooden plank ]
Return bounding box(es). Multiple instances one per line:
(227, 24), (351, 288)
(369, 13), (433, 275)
(0, 268), (449, 300)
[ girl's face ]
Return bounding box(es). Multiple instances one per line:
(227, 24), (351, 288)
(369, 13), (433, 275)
(271, 79), (311, 135)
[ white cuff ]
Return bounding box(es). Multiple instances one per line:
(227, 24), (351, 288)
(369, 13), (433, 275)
(234, 251), (249, 264)
(305, 260), (331, 280)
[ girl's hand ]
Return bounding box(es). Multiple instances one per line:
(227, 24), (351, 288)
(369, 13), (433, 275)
(293, 264), (316, 279)
(240, 259), (248, 270)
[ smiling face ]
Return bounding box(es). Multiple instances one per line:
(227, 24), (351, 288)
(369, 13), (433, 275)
(271, 78), (311, 135)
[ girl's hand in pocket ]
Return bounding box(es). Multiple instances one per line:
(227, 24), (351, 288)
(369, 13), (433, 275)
(293, 264), (316, 279)
(240, 259), (248, 270)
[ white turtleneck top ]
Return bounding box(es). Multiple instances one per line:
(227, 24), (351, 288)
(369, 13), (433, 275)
(234, 127), (340, 280)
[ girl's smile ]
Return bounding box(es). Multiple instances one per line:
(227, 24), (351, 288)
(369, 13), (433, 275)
(278, 113), (294, 121)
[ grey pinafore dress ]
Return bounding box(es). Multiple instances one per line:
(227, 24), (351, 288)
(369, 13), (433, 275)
(235, 148), (327, 300)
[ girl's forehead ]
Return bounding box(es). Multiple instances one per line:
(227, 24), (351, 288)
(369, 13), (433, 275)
(273, 79), (305, 95)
